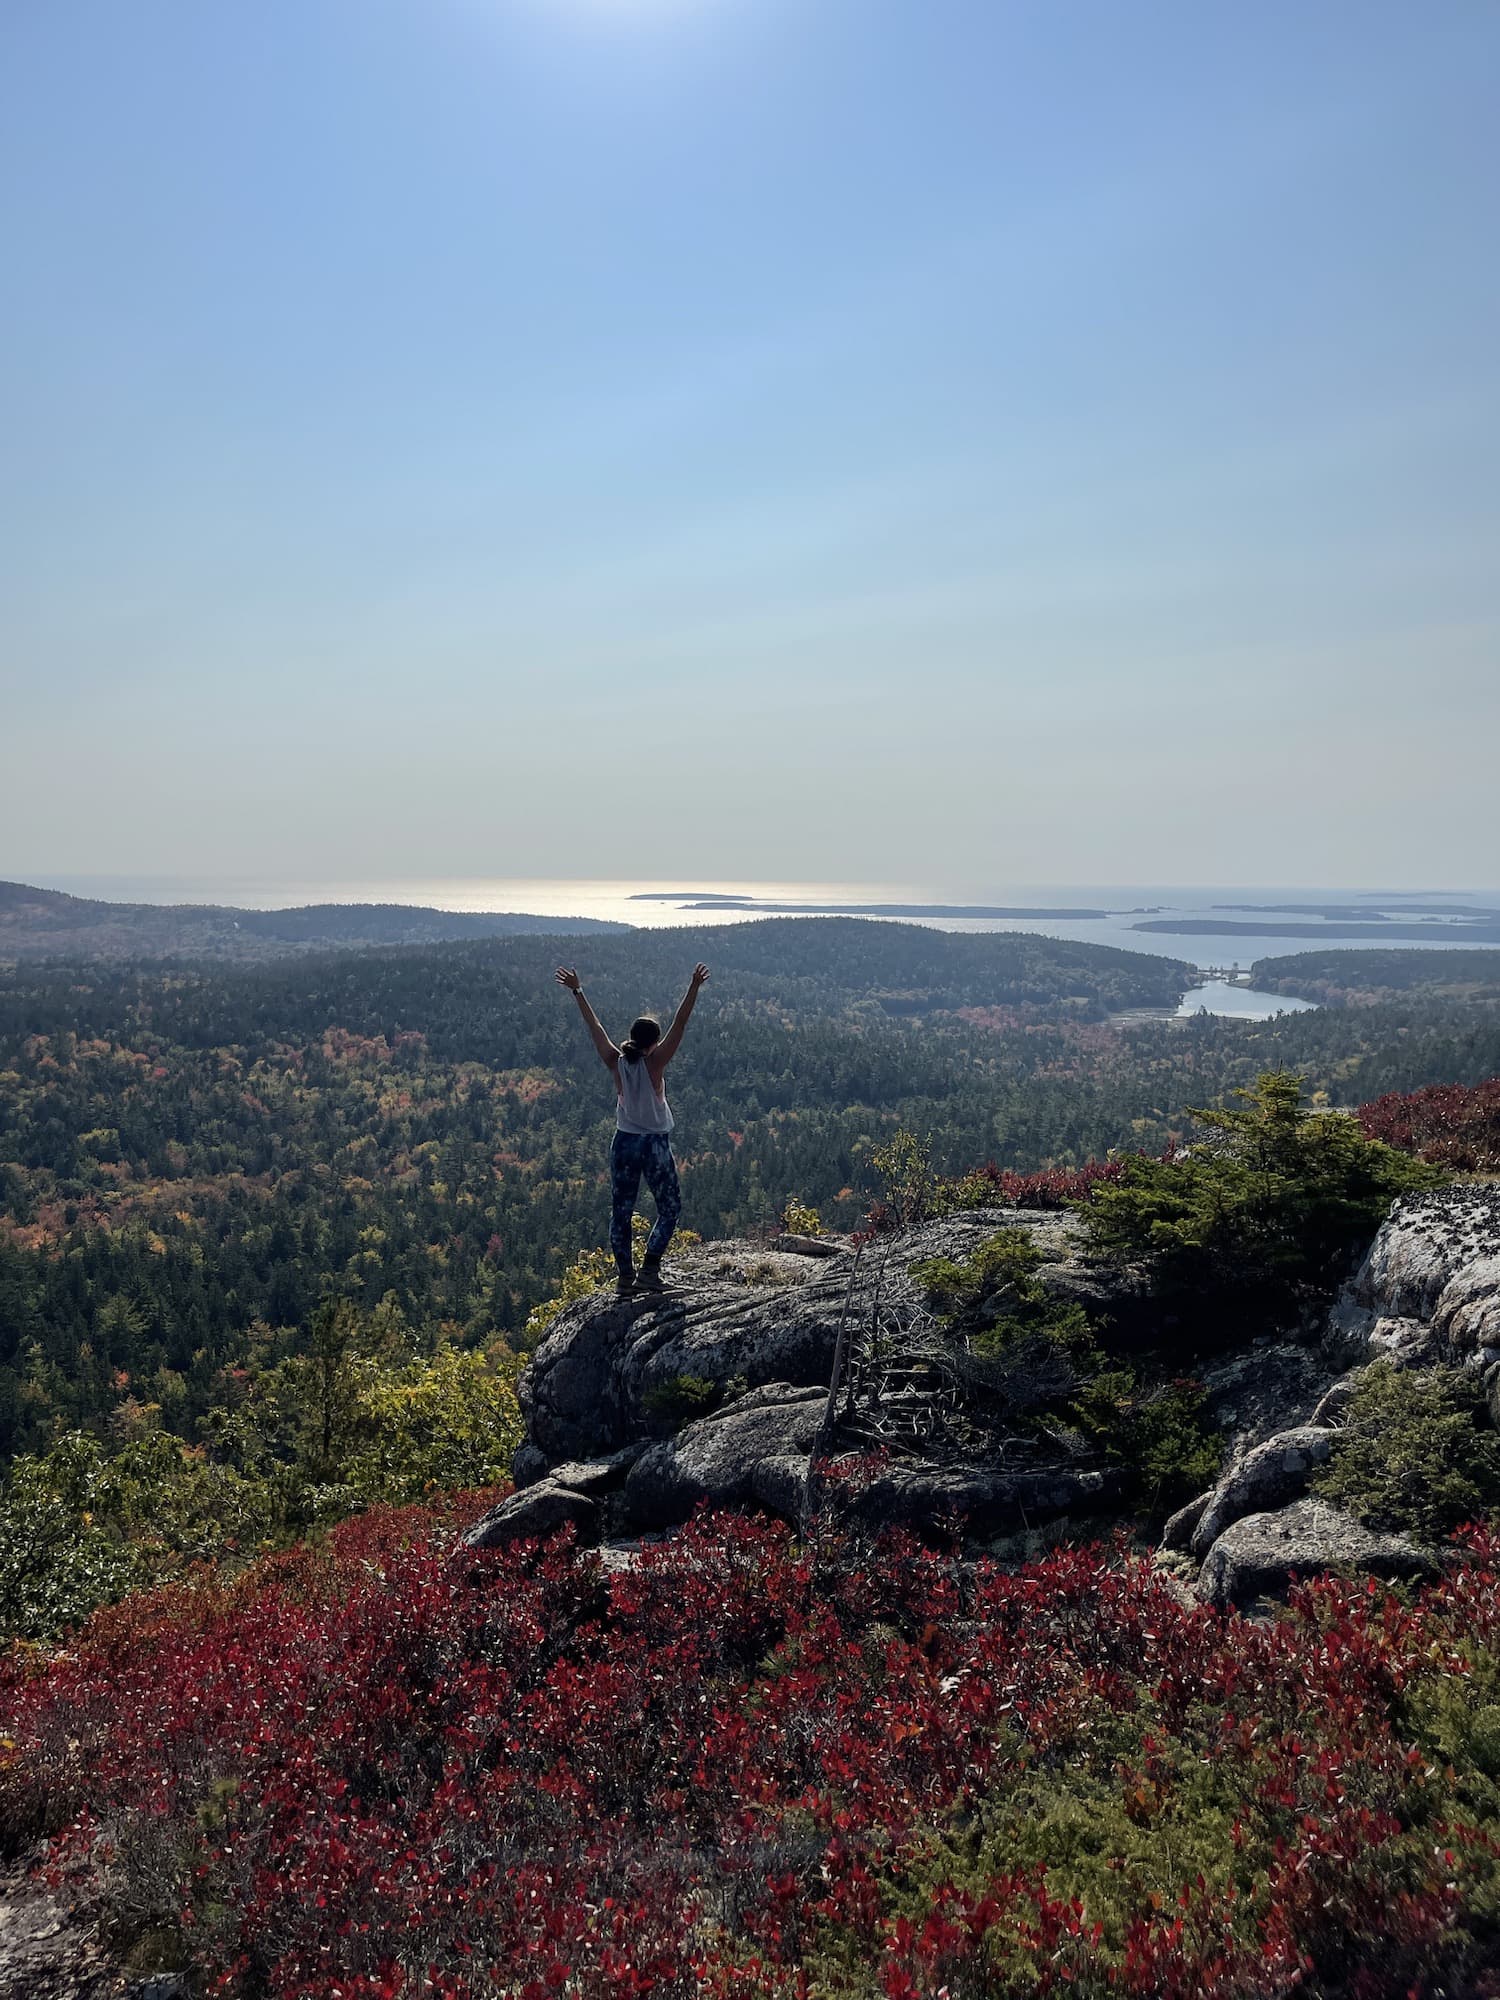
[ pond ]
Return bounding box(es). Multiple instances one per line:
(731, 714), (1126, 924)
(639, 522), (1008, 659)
(1175, 980), (1319, 1020)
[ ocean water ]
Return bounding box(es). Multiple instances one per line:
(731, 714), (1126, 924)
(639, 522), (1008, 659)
(34, 874), (1500, 975)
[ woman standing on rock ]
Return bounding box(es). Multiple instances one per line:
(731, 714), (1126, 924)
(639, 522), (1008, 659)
(555, 962), (710, 1295)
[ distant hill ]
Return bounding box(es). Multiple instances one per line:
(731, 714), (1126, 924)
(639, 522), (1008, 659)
(1251, 947), (1500, 1005)
(1138, 916), (1500, 942)
(0, 879), (626, 962)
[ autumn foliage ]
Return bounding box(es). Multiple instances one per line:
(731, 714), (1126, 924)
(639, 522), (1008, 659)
(1357, 1075), (1500, 1172)
(952, 1157), (1133, 1209)
(8, 1498), (1500, 1996)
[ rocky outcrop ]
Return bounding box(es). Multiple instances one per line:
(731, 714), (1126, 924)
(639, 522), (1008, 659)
(467, 1482), (602, 1549)
(843, 1462), (1124, 1539)
(1170, 1190), (1500, 1596)
(1189, 1426), (1335, 1560)
(506, 1210), (1152, 1543)
(768, 1232), (845, 1258)
(0, 1849), (136, 2000)
(518, 1210), (1145, 1481)
(466, 1446), (649, 1549)
(1195, 1343), (1332, 1459)
(475, 1184), (1500, 1600)
(624, 1385), (826, 1529)
(519, 1241), (855, 1468)
(1310, 1372), (1363, 1427)
(1329, 1184), (1500, 1367)
(1161, 1490), (1211, 1553)
(1196, 1497), (1435, 1609)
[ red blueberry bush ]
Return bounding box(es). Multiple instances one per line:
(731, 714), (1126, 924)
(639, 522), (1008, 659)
(955, 1158), (1135, 1209)
(1357, 1076), (1500, 1172)
(859, 1157), (1137, 1237)
(8, 1497), (1500, 1996)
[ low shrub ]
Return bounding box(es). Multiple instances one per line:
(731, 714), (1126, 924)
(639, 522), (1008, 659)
(11, 1507), (1500, 1995)
(1357, 1075), (1500, 1172)
(865, 1134), (1142, 1235)
(780, 1196), (823, 1236)
(913, 1232), (1218, 1513)
(913, 1228), (1094, 1360)
(947, 1156), (1137, 1209)
(1082, 1069), (1442, 1322)
(1071, 1370), (1221, 1513)
(1314, 1360), (1500, 1544)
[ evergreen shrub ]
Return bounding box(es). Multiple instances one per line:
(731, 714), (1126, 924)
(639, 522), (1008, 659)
(1081, 1070), (1442, 1322)
(913, 1232), (1219, 1513)
(1314, 1360), (1500, 1544)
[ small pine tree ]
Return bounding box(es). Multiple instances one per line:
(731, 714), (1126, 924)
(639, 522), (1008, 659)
(1082, 1070), (1442, 1319)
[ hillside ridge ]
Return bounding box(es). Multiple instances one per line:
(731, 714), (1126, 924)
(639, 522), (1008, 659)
(0, 878), (626, 961)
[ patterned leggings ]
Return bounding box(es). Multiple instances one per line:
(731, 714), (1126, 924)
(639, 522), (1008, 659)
(609, 1131), (682, 1263)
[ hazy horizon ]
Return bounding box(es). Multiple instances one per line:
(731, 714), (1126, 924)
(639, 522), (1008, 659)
(10, 871), (1498, 973)
(4, 2), (1498, 886)
(22, 871), (1500, 906)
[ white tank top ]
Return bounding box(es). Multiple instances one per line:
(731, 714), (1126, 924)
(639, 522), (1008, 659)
(615, 1053), (674, 1135)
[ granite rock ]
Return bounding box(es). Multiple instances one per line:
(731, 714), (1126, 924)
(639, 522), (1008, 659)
(1196, 1497), (1435, 1609)
(1190, 1426), (1336, 1560)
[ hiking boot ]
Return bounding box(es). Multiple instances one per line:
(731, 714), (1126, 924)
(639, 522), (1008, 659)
(615, 1258), (635, 1296)
(636, 1255), (671, 1292)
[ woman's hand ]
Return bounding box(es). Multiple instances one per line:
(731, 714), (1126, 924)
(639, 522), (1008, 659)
(555, 966), (582, 992)
(690, 963), (711, 989)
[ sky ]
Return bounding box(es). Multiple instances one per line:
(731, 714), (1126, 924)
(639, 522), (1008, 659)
(2, 0), (1498, 893)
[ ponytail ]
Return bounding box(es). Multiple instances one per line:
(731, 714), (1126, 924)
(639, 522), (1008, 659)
(622, 1014), (661, 1063)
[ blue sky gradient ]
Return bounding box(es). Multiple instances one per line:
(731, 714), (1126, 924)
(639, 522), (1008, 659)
(3, 1), (1497, 888)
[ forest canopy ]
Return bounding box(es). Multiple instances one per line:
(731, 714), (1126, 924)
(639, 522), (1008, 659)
(2, 922), (1498, 1464)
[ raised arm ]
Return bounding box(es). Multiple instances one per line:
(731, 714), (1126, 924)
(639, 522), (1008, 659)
(555, 967), (619, 1070)
(650, 963), (710, 1072)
